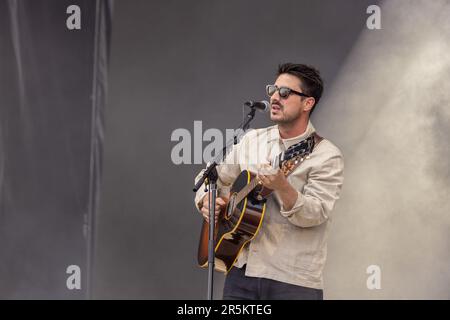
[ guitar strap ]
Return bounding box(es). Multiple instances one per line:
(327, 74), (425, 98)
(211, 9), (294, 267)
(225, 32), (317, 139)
(280, 131), (323, 177)
(259, 132), (324, 199)
(312, 132), (323, 147)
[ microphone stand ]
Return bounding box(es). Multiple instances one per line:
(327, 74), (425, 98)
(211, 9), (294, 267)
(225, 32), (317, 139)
(193, 107), (257, 300)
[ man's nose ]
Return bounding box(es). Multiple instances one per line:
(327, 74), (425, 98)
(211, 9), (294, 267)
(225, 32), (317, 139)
(270, 89), (281, 103)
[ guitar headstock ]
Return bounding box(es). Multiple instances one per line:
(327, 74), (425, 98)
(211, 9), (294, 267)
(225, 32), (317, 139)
(272, 136), (315, 173)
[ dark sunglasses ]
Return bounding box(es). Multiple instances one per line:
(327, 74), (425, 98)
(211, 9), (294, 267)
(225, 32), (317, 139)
(266, 84), (310, 99)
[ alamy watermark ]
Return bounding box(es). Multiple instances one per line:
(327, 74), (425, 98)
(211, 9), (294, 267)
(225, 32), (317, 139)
(66, 5), (81, 30)
(366, 5), (381, 30)
(170, 121), (280, 166)
(66, 265), (81, 290)
(366, 264), (382, 290)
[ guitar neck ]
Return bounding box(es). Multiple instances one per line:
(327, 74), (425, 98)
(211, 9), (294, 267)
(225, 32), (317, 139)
(234, 166), (295, 204)
(233, 135), (315, 204)
(235, 176), (260, 204)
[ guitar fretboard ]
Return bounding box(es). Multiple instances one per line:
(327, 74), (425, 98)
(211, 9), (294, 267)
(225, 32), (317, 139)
(232, 135), (315, 205)
(234, 159), (302, 205)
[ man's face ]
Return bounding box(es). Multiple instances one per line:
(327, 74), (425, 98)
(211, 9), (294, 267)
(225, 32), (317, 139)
(269, 73), (309, 125)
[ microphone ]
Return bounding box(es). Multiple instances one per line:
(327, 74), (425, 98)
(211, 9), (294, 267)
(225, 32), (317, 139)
(244, 100), (270, 112)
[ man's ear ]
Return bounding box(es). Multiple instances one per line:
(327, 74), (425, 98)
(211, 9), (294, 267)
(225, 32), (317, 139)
(303, 97), (316, 112)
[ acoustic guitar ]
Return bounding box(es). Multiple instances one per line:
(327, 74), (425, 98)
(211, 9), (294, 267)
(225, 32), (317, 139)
(197, 134), (319, 273)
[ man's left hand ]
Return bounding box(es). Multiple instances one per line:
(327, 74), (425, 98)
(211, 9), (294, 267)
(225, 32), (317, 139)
(257, 164), (289, 191)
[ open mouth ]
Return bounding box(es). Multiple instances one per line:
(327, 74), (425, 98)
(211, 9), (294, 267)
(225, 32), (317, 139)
(271, 104), (281, 111)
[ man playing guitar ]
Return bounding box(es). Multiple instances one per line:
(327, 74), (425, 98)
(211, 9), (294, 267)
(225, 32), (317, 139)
(194, 63), (344, 300)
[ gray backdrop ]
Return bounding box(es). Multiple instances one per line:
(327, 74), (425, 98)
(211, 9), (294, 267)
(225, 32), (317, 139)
(94, 0), (424, 299)
(3, 0), (445, 300)
(0, 0), (111, 299)
(6, 0), (450, 299)
(96, 0), (450, 299)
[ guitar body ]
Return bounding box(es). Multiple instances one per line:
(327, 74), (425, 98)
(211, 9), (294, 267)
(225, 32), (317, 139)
(197, 170), (266, 274)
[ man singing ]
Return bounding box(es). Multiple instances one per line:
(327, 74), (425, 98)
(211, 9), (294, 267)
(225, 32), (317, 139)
(194, 63), (344, 300)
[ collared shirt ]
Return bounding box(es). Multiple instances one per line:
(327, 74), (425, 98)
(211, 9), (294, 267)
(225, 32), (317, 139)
(194, 121), (344, 289)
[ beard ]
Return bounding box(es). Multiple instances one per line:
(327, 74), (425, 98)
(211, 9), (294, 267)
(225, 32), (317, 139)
(270, 105), (302, 125)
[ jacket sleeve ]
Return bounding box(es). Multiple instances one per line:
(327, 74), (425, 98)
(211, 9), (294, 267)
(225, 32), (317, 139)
(279, 148), (344, 227)
(193, 137), (244, 214)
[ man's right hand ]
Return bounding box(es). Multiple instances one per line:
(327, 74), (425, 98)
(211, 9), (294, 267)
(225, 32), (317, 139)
(200, 195), (227, 224)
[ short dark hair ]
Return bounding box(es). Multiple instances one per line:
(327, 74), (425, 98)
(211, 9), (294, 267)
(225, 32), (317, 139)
(277, 63), (323, 115)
